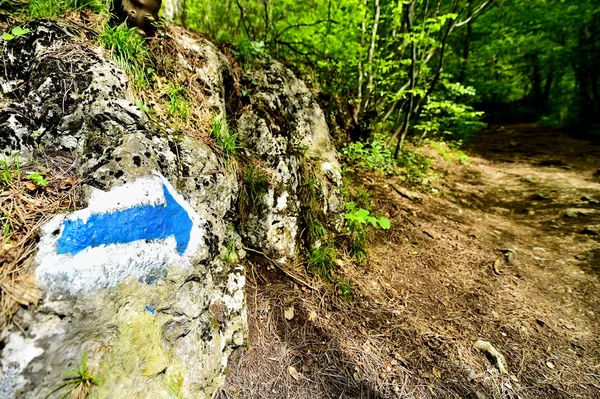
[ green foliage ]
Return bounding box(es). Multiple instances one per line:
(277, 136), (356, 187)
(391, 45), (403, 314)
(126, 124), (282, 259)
(210, 115), (239, 157)
(341, 134), (398, 175)
(28, 0), (107, 18)
(46, 351), (99, 399)
(233, 40), (268, 65)
(414, 81), (486, 142)
(307, 244), (337, 282)
(1, 26), (31, 41)
(456, 0), (600, 130)
(98, 24), (153, 89)
(27, 171), (48, 187)
(0, 156), (20, 186)
(344, 201), (390, 262)
(397, 150), (431, 185)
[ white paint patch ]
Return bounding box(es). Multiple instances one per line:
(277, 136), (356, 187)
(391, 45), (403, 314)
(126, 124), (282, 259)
(35, 172), (204, 295)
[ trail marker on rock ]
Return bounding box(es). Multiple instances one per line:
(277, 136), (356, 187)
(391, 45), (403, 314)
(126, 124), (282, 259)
(35, 172), (204, 294)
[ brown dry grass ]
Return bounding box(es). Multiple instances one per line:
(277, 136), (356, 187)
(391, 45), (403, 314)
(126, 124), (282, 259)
(0, 153), (81, 334)
(219, 125), (600, 399)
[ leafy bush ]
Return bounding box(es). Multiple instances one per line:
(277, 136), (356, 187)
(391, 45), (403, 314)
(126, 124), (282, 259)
(414, 81), (486, 143)
(341, 133), (398, 174)
(344, 201), (390, 262)
(98, 24), (153, 89)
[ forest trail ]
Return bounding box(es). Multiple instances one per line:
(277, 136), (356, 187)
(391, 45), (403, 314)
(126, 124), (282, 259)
(221, 125), (600, 399)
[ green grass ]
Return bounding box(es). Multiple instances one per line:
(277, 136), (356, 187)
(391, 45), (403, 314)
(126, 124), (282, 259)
(167, 84), (190, 119)
(28, 0), (107, 18)
(98, 24), (153, 89)
(307, 244), (337, 282)
(210, 115), (239, 157)
(45, 351), (99, 399)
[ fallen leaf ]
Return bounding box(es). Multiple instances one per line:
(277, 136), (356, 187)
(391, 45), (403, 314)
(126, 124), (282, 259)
(23, 182), (37, 191)
(308, 310), (317, 322)
(288, 365), (300, 381)
(432, 367), (441, 379)
(546, 361), (555, 369)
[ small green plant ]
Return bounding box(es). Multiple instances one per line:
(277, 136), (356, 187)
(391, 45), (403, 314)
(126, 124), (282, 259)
(344, 201), (391, 262)
(27, 171), (48, 187)
(341, 133), (398, 175)
(210, 115), (239, 157)
(307, 244), (337, 282)
(46, 351), (99, 399)
(307, 214), (325, 243)
(0, 156), (20, 186)
(98, 24), (153, 89)
(167, 84), (190, 119)
(222, 239), (238, 264)
(1, 26), (31, 41)
(28, 0), (107, 18)
(336, 278), (354, 301)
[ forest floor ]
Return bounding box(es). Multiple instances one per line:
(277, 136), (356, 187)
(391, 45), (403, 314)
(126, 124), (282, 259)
(218, 124), (600, 399)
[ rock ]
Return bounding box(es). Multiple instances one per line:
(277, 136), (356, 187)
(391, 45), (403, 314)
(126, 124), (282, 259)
(581, 195), (599, 204)
(236, 60), (344, 259)
(532, 193), (551, 201)
(563, 208), (595, 218)
(581, 226), (600, 236)
(0, 21), (246, 399)
(0, 18), (345, 399)
(500, 248), (517, 265)
(474, 340), (508, 375)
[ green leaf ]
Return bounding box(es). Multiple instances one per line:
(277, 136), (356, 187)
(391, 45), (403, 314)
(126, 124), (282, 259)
(377, 217), (391, 230)
(11, 26), (31, 36)
(2, 32), (14, 41)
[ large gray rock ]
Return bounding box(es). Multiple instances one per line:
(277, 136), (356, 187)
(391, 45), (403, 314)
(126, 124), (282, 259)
(237, 61), (344, 259)
(0, 21), (245, 399)
(0, 19), (345, 398)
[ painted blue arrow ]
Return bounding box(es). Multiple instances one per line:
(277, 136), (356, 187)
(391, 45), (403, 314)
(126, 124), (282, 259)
(57, 185), (193, 256)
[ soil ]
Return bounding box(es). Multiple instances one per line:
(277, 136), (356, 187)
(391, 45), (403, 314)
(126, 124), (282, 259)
(218, 124), (600, 399)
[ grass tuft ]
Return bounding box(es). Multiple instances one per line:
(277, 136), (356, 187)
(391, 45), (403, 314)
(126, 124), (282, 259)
(210, 115), (239, 157)
(307, 245), (337, 282)
(28, 0), (107, 18)
(98, 23), (153, 89)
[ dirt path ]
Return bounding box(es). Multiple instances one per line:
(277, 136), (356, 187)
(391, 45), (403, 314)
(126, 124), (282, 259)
(219, 124), (600, 399)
